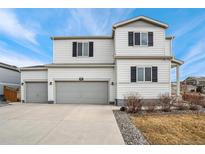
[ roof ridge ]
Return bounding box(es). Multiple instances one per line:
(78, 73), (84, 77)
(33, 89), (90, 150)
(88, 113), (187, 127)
(112, 15), (168, 29)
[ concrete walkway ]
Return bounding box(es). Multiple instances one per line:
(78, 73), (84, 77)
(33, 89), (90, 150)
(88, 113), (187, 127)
(0, 103), (124, 145)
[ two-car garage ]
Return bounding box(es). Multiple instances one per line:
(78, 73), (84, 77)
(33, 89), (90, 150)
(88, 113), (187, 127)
(25, 81), (108, 104)
(55, 81), (108, 104)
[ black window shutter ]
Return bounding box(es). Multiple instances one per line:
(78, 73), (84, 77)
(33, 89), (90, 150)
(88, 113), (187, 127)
(72, 42), (77, 57)
(152, 66), (158, 82)
(131, 66), (136, 82)
(148, 32), (153, 46)
(89, 42), (93, 57)
(128, 32), (134, 46)
(135, 32), (140, 45)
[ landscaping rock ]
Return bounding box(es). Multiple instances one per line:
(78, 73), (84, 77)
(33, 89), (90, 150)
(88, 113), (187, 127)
(113, 110), (149, 145)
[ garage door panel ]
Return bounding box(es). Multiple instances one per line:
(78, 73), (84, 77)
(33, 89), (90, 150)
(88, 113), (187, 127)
(26, 82), (48, 103)
(56, 81), (108, 104)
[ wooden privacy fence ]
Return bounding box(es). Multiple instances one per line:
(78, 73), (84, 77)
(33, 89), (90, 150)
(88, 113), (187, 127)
(4, 86), (19, 102)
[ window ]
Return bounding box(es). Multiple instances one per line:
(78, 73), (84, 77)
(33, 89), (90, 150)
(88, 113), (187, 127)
(83, 42), (89, 56)
(145, 67), (151, 81)
(78, 43), (82, 56)
(77, 42), (89, 57)
(128, 32), (153, 46)
(137, 67), (144, 81)
(141, 33), (148, 45)
(73, 42), (94, 57)
(135, 32), (148, 46)
(131, 66), (156, 82)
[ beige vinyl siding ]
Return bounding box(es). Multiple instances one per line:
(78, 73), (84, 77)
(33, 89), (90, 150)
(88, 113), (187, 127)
(116, 59), (171, 99)
(21, 71), (47, 81)
(47, 68), (115, 103)
(21, 70), (48, 102)
(165, 39), (171, 56)
(117, 83), (170, 99)
(53, 39), (114, 63)
(114, 21), (166, 56)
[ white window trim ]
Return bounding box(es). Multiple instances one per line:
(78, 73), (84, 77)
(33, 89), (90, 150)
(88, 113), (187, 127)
(135, 66), (152, 83)
(133, 32), (148, 47)
(76, 42), (89, 57)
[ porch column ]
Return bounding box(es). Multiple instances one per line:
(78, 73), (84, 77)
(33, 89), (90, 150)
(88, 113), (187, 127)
(176, 65), (180, 96)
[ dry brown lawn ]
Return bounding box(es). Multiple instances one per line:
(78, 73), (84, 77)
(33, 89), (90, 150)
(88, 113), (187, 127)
(131, 113), (205, 145)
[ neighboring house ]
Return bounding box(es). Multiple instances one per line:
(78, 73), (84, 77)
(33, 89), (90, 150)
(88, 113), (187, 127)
(20, 16), (183, 105)
(0, 62), (20, 100)
(182, 77), (205, 93)
(183, 77), (205, 86)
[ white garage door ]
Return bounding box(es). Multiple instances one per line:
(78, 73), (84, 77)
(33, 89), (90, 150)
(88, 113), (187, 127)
(56, 81), (108, 104)
(26, 82), (48, 103)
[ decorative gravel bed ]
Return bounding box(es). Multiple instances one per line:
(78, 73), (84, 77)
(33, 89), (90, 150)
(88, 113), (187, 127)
(113, 110), (149, 145)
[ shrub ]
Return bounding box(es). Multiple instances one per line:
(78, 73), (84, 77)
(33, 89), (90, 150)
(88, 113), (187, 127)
(124, 93), (142, 113)
(182, 92), (204, 105)
(189, 104), (200, 111)
(178, 105), (190, 110)
(175, 101), (190, 110)
(159, 93), (173, 112)
(196, 86), (202, 93)
(199, 100), (205, 108)
(146, 104), (156, 113)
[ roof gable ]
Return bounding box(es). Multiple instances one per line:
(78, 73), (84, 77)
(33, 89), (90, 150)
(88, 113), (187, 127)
(112, 16), (168, 29)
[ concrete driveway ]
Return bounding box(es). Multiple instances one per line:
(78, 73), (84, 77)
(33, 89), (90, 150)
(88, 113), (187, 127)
(0, 103), (124, 145)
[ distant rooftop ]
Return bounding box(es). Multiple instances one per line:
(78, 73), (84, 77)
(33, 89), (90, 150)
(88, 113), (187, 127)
(185, 76), (205, 81)
(0, 62), (19, 72)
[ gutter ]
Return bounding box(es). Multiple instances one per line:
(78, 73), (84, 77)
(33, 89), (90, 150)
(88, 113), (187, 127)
(46, 64), (115, 68)
(0, 82), (20, 86)
(114, 56), (173, 60)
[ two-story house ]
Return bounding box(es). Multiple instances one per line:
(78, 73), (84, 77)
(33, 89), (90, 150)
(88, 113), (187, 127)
(20, 16), (183, 105)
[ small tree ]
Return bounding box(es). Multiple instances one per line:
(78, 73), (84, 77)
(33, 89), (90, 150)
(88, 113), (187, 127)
(159, 93), (173, 112)
(124, 93), (142, 113)
(146, 104), (156, 113)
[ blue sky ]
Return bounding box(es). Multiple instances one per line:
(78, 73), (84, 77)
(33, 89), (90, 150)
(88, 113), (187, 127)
(0, 8), (205, 81)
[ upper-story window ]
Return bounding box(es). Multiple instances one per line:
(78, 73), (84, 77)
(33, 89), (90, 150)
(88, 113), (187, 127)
(72, 42), (93, 57)
(77, 42), (89, 56)
(128, 32), (153, 47)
